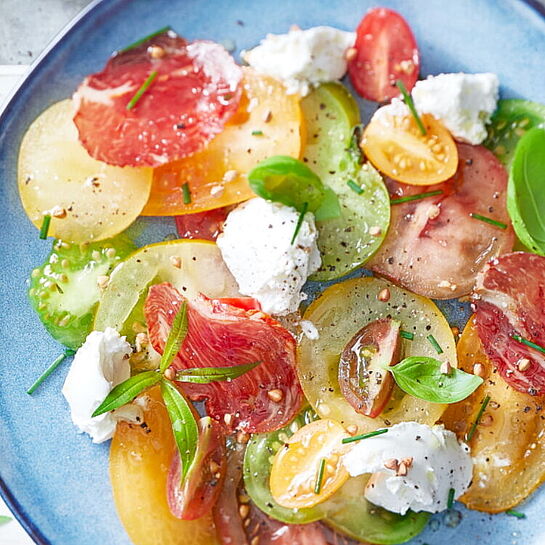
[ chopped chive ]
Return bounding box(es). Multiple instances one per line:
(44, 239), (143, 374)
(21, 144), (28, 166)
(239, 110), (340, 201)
(182, 183), (192, 204)
(27, 349), (76, 395)
(447, 487), (455, 509)
(0, 515), (11, 526)
(291, 202), (308, 245)
(400, 330), (414, 340)
(396, 79), (426, 136)
(390, 190), (443, 205)
(39, 214), (51, 240)
(118, 26), (171, 53)
(251, 130), (264, 136)
(426, 334), (443, 354)
(342, 428), (388, 444)
(505, 509), (526, 519)
(126, 71), (158, 111)
(470, 213), (507, 230)
(347, 179), (364, 195)
(465, 394), (491, 441)
(512, 334), (545, 355)
(314, 458), (326, 494)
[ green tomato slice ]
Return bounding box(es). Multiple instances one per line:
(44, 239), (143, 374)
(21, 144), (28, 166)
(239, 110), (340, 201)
(243, 407), (323, 524)
(484, 98), (545, 167)
(298, 276), (457, 432)
(301, 83), (390, 281)
(29, 235), (135, 349)
(94, 240), (240, 341)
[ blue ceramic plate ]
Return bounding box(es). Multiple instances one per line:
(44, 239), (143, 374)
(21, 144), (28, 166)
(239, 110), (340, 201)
(1, 1), (545, 544)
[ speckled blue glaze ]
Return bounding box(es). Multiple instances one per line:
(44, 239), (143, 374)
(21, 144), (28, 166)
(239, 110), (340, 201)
(1, 1), (544, 544)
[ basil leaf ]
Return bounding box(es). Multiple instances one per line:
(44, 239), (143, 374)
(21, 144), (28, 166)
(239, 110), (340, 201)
(161, 379), (199, 480)
(389, 357), (483, 404)
(248, 155), (326, 213)
(92, 371), (161, 417)
(175, 361), (261, 383)
(0, 516), (12, 526)
(160, 300), (188, 372)
(508, 127), (545, 254)
(314, 187), (341, 222)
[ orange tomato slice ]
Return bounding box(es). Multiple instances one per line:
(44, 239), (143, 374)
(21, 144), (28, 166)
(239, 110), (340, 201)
(269, 419), (349, 509)
(143, 69), (303, 216)
(110, 387), (218, 545)
(361, 112), (458, 185)
(441, 316), (545, 513)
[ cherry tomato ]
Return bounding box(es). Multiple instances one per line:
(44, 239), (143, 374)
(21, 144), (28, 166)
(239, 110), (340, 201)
(348, 8), (419, 102)
(269, 419), (349, 509)
(175, 207), (230, 241)
(361, 111), (458, 185)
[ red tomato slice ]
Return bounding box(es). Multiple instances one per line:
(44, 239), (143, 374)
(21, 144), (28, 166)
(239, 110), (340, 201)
(474, 252), (545, 396)
(73, 32), (242, 167)
(145, 282), (303, 433)
(167, 416), (226, 520)
(175, 207), (230, 241)
(348, 8), (419, 102)
(368, 144), (515, 299)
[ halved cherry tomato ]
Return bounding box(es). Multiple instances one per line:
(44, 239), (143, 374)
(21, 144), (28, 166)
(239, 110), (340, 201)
(269, 419), (349, 509)
(362, 111), (458, 185)
(143, 69), (303, 216)
(175, 207), (230, 241)
(348, 8), (419, 102)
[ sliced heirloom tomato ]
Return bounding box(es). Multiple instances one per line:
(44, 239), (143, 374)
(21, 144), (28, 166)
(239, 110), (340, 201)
(474, 252), (545, 395)
(110, 387), (218, 545)
(144, 69), (303, 216)
(175, 208), (230, 241)
(298, 277), (457, 432)
(361, 109), (458, 185)
(368, 144), (515, 299)
(18, 100), (152, 243)
(74, 32), (242, 167)
(145, 282), (303, 433)
(168, 416), (226, 520)
(441, 316), (545, 513)
(348, 8), (419, 102)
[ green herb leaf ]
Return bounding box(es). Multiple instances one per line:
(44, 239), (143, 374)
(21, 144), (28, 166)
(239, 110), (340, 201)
(92, 371), (162, 417)
(314, 187), (341, 222)
(466, 395), (491, 441)
(126, 70), (158, 111)
(161, 379), (199, 480)
(175, 361), (261, 383)
(118, 26), (171, 53)
(341, 428), (388, 444)
(248, 155), (326, 213)
(39, 214), (51, 240)
(400, 330), (415, 340)
(390, 190), (443, 205)
(160, 301), (188, 372)
(291, 202), (309, 245)
(396, 80), (427, 136)
(388, 356), (483, 404)
(447, 488), (455, 509)
(0, 515), (12, 526)
(26, 349), (76, 395)
(182, 182), (192, 204)
(505, 509), (526, 519)
(469, 213), (508, 230)
(347, 124), (365, 166)
(508, 127), (545, 255)
(426, 334), (443, 354)
(347, 179), (364, 195)
(512, 333), (545, 354)
(251, 130), (264, 136)
(314, 458), (326, 494)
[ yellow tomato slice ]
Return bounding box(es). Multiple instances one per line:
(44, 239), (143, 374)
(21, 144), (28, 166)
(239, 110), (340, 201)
(143, 69), (303, 216)
(110, 387), (218, 545)
(441, 316), (545, 513)
(270, 419), (349, 509)
(361, 112), (458, 185)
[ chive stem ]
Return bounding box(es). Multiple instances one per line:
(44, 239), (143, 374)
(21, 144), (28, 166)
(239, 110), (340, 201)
(314, 458), (326, 494)
(390, 190), (443, 205)
(512, 334), (545, 355)
(39, 214), (51, 240)
(342, 428), (388, 444)
(400, 330), (415, 340)
(466, 394), (491, 441)
(126, 71), (158, 111)
(27, 349), (76, 395)
(396, 80), (426, 136)
(291, 202), (308, 245)
(447, 487), (455, 509)
(182, 183), (192, 205)
(347, 179), (364, 195)
(251, 130), (264, 136)
(470, 213), (507, 230)
(118, 26), (171, 53)
(426, 334), (443, 354)
(505, 509), (526, 519)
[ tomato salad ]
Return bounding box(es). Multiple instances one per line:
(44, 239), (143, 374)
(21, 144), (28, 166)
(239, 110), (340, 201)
(19, 7), (545, 545)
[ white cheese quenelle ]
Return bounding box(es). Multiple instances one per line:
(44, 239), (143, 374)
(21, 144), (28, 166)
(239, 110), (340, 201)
(62, 327), (140, 443)
(342, 421), (473, 515)
(216, 198), (321, 316)
(242, 26), (355, 96)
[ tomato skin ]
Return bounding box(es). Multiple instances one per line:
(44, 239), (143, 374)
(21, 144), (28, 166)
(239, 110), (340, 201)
(348, 8), (419, 102)
(175, 208), (229, 241)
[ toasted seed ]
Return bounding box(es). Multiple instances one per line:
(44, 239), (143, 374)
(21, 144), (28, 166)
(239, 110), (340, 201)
(518, 358), (531, 372)
(223, 170), (239, 183)
(481, 413), (493, 427)
(369, 225), (382, 236)
(170, 256), (182, 269)
(473, 363), (485, 377)
(401, 456), (413, 468)
(384, 458), (399, 471)
(224, 413), (233, 426)
(396, 462), (408, 476)
(239, 504), (250, 519)
(96, 275), (110, 290)
(378, 288), (391, 302)
(345, 47), (357, 61)
(440, 361), (452, 375)
(209, 460), (221, 474)
(50, 205), (67, 219)
(267, 389), (283, 402)
(147, 45), (165, 58)
(346, 424), (358, 435)
(164, 367), (175, 381)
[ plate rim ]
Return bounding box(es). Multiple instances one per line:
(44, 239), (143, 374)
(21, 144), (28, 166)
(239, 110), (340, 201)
(1, 0), (545, 543)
